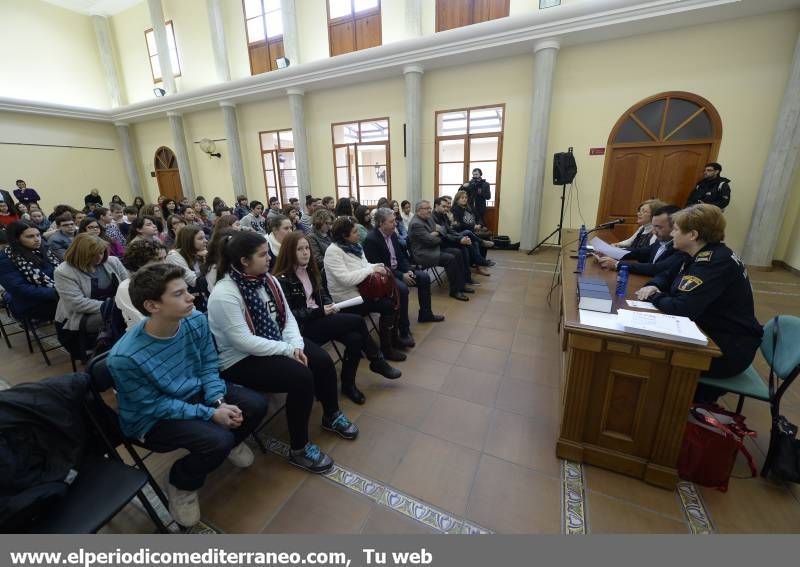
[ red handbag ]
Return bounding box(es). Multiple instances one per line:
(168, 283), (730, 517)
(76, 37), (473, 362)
(358, 271), (400, 309)
(677, 404), (757, 492)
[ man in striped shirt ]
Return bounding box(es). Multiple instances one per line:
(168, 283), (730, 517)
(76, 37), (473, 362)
(107, 263), (268, 528)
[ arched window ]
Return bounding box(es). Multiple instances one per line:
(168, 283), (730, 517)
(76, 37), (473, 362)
(611, 94), (719, 145)
(154, 146), (177, 171)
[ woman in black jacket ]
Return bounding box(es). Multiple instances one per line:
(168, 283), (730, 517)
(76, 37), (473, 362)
(273, 231), (400, 405)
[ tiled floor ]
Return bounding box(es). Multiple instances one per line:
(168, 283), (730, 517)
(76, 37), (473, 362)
(3, 248), (800, 533)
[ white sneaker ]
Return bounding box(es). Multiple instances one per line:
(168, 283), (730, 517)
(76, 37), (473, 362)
(227, 442), (254, 468)
(166, 480), (201, 527)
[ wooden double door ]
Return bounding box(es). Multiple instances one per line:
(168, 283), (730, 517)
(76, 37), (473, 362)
(596, 92), (722, 241)
(154, 146), (183, 202)
(600, 143), (711, 239)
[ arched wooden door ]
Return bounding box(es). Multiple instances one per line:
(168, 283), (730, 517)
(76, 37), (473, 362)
(596, 92), (722, 240)
(154, 146), (183, 201)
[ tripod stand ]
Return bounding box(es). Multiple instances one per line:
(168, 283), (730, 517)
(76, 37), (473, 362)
(528, 181), (567, 255)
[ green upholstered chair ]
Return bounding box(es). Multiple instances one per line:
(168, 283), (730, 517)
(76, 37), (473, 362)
(698, 315), (800, 476)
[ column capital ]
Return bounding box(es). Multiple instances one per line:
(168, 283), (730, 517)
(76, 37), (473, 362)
(286, 87), (305, 96)
(403, 64), (424, 75)
(219, 101), (236, 108)
(166, 111), (182, 118)
(534, 39), (561, 53)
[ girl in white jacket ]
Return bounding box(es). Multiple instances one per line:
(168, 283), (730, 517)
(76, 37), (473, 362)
(207, 231), (357, 475)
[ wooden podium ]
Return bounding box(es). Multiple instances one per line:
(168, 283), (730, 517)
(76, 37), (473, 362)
(556, 234), (720, 489)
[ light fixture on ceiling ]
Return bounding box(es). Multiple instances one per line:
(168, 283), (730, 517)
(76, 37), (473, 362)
(276, 57), (290, 69)
(153, 87), (166, 97)
(199, 138), (222, 158)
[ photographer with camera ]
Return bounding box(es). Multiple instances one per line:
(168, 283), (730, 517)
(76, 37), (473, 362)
(462, 168), (492, 226)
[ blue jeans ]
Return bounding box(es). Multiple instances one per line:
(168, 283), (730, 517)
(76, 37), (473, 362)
(143, 382), (268, 491)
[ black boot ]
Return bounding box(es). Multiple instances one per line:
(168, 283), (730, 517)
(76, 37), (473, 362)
(379, 315), (407, 362)
(393, 326), (415, 349)
(369, 352), (402, 380)
(340, 356), (366, 405)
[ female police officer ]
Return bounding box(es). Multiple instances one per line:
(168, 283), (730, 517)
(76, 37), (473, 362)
(636, 204), (762, 402)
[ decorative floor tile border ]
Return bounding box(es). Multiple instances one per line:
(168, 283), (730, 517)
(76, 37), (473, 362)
(676, 481), (714, 534)
(562, 460), (587, 535)
(264, 437), (492, 534)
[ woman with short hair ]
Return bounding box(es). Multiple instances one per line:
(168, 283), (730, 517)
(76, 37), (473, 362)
(207, 231), (357, 474)
(274, 231), (400, 404)
(307, 209), (334, 269)
(55, 233), (128, 334)
(267, 214), (292, 269)
(126, 215), (162, 245)
(613, 199), (667, 249)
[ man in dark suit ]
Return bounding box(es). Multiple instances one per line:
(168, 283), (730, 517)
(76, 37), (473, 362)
(597, 205), (687, 276)
(365, 208), (445, 335)
(408, 201), (473, 301)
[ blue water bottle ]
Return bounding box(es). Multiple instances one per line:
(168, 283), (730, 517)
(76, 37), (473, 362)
(616, 264), (629, 298)
(579, 224), (587, 248)
(577, 245), (587, 273)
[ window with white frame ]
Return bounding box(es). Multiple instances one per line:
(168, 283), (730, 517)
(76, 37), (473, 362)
(145, 21), (181, 83)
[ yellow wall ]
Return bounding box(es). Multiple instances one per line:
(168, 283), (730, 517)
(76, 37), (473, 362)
(111, 1), (156, 105)
(0, 112), (129, 210)
(296, 0), (329, 64)
(0, 0), (109, 108)
(222, 0), (251, 80)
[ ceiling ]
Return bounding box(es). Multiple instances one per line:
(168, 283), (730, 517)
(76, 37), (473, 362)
(41, 0), (141, 16)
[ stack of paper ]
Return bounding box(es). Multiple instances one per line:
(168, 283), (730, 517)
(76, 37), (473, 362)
(577, 277), (612, 313)
(589, 237), (628, 260)
(616, 309), (708, 345)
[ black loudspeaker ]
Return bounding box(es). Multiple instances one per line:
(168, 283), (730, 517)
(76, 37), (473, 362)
(553, 151), (577, 185)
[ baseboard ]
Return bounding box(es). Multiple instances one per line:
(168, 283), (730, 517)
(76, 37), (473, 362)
(772, 260), (800, 276)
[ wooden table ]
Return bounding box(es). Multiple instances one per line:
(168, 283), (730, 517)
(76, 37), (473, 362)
(556, 232), (720, 489)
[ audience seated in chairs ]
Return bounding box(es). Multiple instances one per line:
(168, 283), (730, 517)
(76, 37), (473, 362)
(165, 225), (209, 312)
(44, 212), (76, 262)
(613, 198), (667, 249)
(274, 231), (401, 405)
(207, 231), (357, 475)
(307, 208), (334, 269)
(95, 206), (126, 255)
(54, 233), (128, 337)
(450, 191), (496, 256)
(354, 205), (372, 245)
(107, 263), (268, 528)
(596, 205), (687, 277)
(324, 216), (409, 361)
(78, 216), (124, 258)
(390, 200), (408, 247)
(240, 200), (267, 234)
(408, 200), (474, 301)
(116, 238), (168, 330)
(202, 226), (237, 291)
(435, 196), (491, 277)
(163, 214), (186, 249)
(0, 221), (60, 323)
(364, 207), (444, 331)
(266, 214), (292, 269)
(334, 197), (355, 219)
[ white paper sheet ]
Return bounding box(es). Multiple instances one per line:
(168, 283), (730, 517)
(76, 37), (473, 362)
(579, 310), (623, 332)
(617, 309), (708, 345)
(589, 236), (629, 260)
(333, 296), (364, 310)
(626, 300), (658, 310)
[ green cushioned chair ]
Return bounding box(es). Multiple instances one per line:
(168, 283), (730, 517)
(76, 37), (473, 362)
(699, 315), (800, 476)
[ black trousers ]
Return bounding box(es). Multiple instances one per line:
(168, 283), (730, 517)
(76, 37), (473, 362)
(302, 312), (377, 360)
(395, 270), (432, 332)
(143, 382), (268, 491)
(220, 342), (339, 451)
(440, 247), (467, 293)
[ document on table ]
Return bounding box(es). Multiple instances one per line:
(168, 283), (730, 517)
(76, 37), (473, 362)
(626, 300), (658, 310)
(589, 236), (628, 260)
(333, 296), (364, 310)
(579, 310), (623, 332)
(616, 309), (708, 345)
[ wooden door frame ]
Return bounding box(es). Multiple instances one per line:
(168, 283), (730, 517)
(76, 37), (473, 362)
(154, 146), (182, 200)
(330, 117), (392, 203)
(596, 91), (722, 226)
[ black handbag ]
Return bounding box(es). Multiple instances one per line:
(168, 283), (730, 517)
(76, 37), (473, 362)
(766, 316), (800, 483)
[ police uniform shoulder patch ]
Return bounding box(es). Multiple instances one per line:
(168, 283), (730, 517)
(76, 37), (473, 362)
(694, 250), (713, 263)
(678, 275), (703, 291)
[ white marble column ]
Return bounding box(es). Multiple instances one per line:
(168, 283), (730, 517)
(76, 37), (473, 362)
(742, 32), (800, 267)
(405, 0), (422, 38)
(167, 112), (195, 199)
(206, 0), (231, 82)
(404, 65), (424, 206)
(220, 102), (248, 199)
(114, 123), (144, 199)
(287, 88), (311, 203)
(146, 0), (177, 94)
(520, 40), (560, 251)
(92, 15), (124, 108)
(280, 0), (300, 66)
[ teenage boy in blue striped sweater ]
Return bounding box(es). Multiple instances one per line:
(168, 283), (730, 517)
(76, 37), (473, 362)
(107, 263), (268, 528)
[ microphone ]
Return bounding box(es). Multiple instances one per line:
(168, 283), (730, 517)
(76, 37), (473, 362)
(592, 218), (625, 231)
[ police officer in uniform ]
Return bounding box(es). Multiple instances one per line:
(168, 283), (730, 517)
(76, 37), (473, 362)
(636, 204), (762, 402)
(685, 162), (731, 210)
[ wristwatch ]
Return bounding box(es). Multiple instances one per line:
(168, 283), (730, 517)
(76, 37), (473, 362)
(212, 397), (225, 408)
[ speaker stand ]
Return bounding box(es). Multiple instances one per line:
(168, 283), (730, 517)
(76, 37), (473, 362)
(528, 183), (567, 255)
